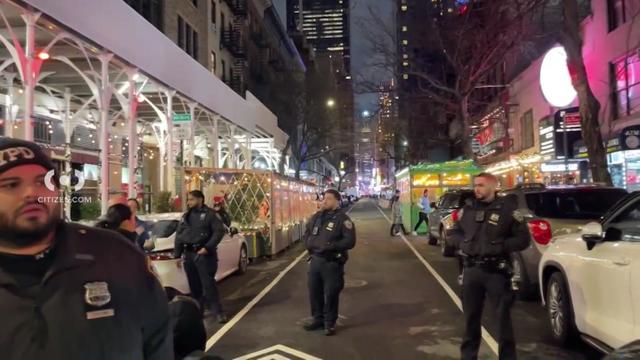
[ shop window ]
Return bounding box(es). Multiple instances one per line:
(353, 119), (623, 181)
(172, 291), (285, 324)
(522, 110), (534, 149)
(612, 50), (640, 119)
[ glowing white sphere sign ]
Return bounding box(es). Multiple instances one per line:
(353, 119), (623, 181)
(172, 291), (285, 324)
(540, 47), (577, 107)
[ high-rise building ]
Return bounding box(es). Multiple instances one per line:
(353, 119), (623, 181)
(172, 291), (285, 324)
(395, 0), (454, 164)
(374, 81), (398, 186)
(299, 0), (350, 73)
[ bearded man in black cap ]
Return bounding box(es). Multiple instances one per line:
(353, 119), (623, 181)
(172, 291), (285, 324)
(0, 138), (172, 359)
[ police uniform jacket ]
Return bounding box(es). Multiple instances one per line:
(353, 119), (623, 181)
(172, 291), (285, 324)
(447, 194), (530, 258)
(174, 205), (226, 258)
(304, 209), (356, 260)
(0, 222), (172, 360)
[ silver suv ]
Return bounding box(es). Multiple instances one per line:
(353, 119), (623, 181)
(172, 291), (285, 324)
(501, 183), (627, 299)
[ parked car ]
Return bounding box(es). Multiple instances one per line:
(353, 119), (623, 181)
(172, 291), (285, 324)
(140, 213), (249, 294)
(494, 184), (626, 299)
(539, 191), (640, 353)
(428, 189), (475, 256)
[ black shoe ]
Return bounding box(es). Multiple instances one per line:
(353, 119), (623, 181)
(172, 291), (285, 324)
(324, 326), (336, 336)
(217, 314), (228, 324)
(303, 321), (324, 331)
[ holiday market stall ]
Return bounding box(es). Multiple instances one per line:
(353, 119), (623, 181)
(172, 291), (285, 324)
(395, 160), (482, 234)
(183, 168), (318, 258)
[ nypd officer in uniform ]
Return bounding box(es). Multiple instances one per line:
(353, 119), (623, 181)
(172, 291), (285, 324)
(0, 138), (172, 359)
(303, 189), (356, 336)
(174, 190), (228, 323)
(447, 172), (530, 360)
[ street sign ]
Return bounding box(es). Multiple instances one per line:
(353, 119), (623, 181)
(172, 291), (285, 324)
(620, 125), (640, 150)
(172, 113), (191, 123)
(174, 125), (191, 140)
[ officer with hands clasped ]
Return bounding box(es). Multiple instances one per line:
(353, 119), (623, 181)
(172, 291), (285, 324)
(447, 172), (530, 360)
(303, 189), (356, 336)
(174, 190), (228, 324)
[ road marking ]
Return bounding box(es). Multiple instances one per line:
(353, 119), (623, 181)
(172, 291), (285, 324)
(376, 206), (500, 356)
(233, 344), (322, 360)
(206, 202), (360, 350)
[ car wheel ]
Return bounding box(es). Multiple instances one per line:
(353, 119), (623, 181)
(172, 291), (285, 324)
(546, 272), (576, 345)
(428, 229), (438, 245)
(440, 228), (455, 257)
(512, 254), (534, 301)
(237, 245), (249, 275)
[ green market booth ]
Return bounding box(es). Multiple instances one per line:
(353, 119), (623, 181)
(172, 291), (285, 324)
(395, 160), (482, 234)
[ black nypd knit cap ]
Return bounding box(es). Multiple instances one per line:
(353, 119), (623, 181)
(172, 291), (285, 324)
(0, 138), (55, 176)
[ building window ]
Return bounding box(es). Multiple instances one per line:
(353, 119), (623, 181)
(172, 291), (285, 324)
(522, 110), (534, 149)
(211, 0), (216, 25)
(608, 0), (640, 31)
(402, 39), (408, 45)
(177, 16), (199, 60)
(124, 0), (163, 31)
(210, 51), (216, 74)
(401, 4), (408, 11)
(221, 60), (226, 82)
(192, 0), (198, 7)
(613, 50), (640, 118)
(402, 26), (407, 32)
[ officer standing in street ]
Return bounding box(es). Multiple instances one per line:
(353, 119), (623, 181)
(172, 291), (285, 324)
(174, 190), (228, 324)
(303, 189), (356, 336)
(447, 172), (530, 360)
(0, 138), (172, 359)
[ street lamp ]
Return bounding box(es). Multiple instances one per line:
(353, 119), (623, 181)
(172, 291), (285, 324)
(403, 140), (408, 146)
(362, 110), (370, 117)
(326, 99), (336, 108)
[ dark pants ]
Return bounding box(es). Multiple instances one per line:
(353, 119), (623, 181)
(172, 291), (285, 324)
(414, 212), (429, 232)
(183, 251), (223, 315)
(461, 266), (516, 360)
(390, 223), (408, 236)
(308, 256), (345, 327)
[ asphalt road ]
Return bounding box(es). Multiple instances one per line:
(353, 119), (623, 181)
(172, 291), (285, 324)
(204, 199), (604, 360)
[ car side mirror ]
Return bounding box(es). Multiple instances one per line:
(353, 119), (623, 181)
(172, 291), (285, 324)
(581, 222), (603, 250)
(229, 227), (239, 236)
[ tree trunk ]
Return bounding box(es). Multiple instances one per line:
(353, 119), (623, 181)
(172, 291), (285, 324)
(560, 0), (612, 185)
(457, 95), (473, 158)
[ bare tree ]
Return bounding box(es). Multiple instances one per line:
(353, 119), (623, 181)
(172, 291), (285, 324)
(356, 1), (544, 157)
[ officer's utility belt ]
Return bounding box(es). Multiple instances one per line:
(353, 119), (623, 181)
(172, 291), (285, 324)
(182, 243), (203, 251)
(310, 252), (346, 264)
(464, 256), (508, 271)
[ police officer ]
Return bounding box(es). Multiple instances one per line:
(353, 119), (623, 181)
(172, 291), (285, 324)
(0, 138), (172, 359)
(447, 172), (530, 360)
(303, 189), (356, 336)
(175, 190), (228, 324)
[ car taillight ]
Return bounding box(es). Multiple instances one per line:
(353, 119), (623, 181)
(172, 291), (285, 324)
(451, 209), (461, 222)
(527, 219), (552, 245)
(148, 250), (174, 261)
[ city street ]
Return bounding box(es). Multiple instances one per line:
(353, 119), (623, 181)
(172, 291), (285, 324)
(205, 199), (603, 360)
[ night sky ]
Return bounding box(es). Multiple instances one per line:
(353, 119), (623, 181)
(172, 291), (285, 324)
(351, 0), (395, 116)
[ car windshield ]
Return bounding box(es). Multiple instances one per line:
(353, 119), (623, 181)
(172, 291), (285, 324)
(525, 189), (627, 220)
(150, 220), (179, 238)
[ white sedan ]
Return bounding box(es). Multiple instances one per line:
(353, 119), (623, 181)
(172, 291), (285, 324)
(538, 192), (640, 354)
(140, 213), (249, 295)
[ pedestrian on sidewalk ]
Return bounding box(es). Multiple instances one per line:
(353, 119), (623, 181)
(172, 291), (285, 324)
(303, 189), (356, 336)
(412, 189), (431, 235)
(390, 190), (408, 236)
(0, 138), (172, 359)
(447, 173), (530, 360)
(174, 190), (228, 324)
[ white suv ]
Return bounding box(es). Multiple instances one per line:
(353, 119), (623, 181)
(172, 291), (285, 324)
(538, 192), (640, 354)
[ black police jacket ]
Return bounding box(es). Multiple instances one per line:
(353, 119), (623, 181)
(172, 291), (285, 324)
(0, 222), (172, 360)
(174, 205), (226, 258)
(304, 209), (356, 259)
(447, 194), (530, 257)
